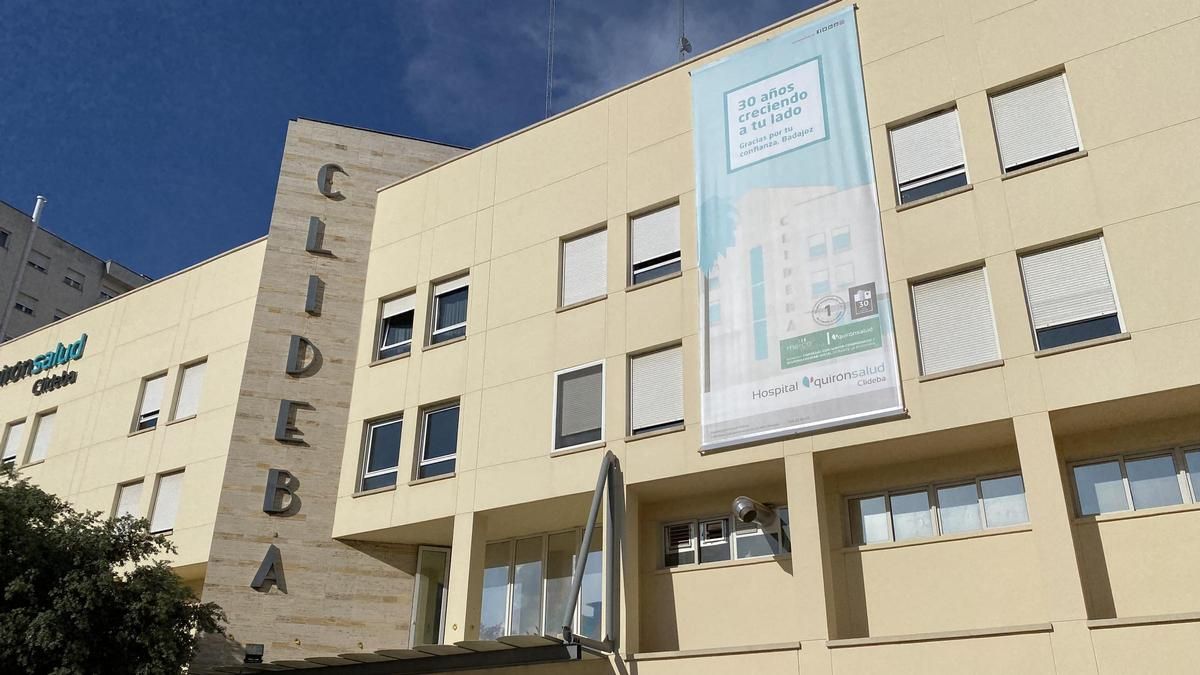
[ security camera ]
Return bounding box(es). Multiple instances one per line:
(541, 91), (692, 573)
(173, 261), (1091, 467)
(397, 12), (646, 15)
(732, 496), (776, 529)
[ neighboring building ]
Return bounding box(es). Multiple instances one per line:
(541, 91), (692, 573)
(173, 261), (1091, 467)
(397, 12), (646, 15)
(0, 199), (150, 341)
(2, 1), (1200, 674)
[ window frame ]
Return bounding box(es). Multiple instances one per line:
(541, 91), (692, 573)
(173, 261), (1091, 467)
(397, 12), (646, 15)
(627, 202), (682, 287)
(1069, 447), (1199, 518)
(480, 527), (600, 641)
(63, 268), (86, 291)
(27, 250), (49, 273)
(558, 225), (608, 308)
(1018, 236), (1124, 351)
(0, 228), (9, 249)
(376, 291), (417, 360)
(415, 401), (460, 480)
(112, 479), (145, 519)
(409, 545), (452, 647)
(887, 106), (970, 205)
(551, 360), (606, 453)
(359, 415), (404, 492)
(132, 372), (168, 433)
(148, 469), (185, 534)
(428, 274), (470, 345)
(845, 472), (1029, 547)
(627, 343), (685, 436)
(169, 359), (207, 422)
(661, 505), (791, 569)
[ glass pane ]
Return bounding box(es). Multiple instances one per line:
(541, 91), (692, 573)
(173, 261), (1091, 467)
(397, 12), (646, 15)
(1035, 314), (1121, 350)
(891, 491), (933, 541)
(380, 311), (414, 357)
(936, 483), (982, 535)
(417, 457), (455, 480)
(435, 287), (469, 330)
(509, 537), (544, 636)
(423, 406), (460, 460)
(543, 532), (576, 638)
(663, 523), (694, 567)
(360, 472), (397, 491)
(850, 496), (889, 545)
(480, 543), (510, 640)
(981, 475), (1030, 527)
(1126, 455), (1183, 510)
(1074, 461), (1129, 515)
(366, 420), (402, 473)
(698, 519), (730, 564)
(1186, 450), (1200, 502)
(632, 258), (681, 285)
(412, 549), (448, 646)
(579, 532), (603, 640)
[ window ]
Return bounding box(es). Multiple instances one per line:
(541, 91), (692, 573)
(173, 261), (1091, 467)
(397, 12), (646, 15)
(1019, 238), (1121, 350)
(378, 294), (416, 359)
(479, 528), (602, 641)
(629, 204), (681, 285)
(663, 507), (791, 568)
(114, 481), (143, 519)
(417, 403), (458, 479)
(990, 73), (1080, 172)
(0, 229), (9, 248)
(553, 362), (604, 451)
(360, 416), (402, 491)
(149, 471), (184, 533)
(14, 293), (36, 316)
(429, 276), (469, 344)
(27, 410), (55, 463)
(629, 346), (683, 435)
(53, 310), (69, 322)
(27, 250), (50, 273)
(890, 108), (968, 204)
(99, 287), (117, 301)
(561, 228), (607, 307)
(171, 361), (206, 420)
(848, 474), (1029, 545)
(134, 374), (166, 431)
(912, 268), (1000, 375)
(1072, 449), (1200, 516)
(2, 420), (26, 465)
(410, 546), (450, 647)
(63, 268), (85, 291)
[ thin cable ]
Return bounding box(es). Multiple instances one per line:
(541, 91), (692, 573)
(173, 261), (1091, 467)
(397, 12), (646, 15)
(545, 0), (556, 118)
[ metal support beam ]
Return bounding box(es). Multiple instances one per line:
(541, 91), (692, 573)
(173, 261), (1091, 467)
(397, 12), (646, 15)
(562, 451), (620, 651)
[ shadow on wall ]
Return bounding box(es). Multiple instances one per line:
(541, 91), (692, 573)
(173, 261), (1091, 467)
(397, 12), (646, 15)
(1072, 520), (1116, 620)
(191, 631), (249, 671)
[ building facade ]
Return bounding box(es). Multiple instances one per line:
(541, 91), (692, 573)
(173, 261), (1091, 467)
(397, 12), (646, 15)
(3, 1), (1200, 673)
(0, 200), (149, 342)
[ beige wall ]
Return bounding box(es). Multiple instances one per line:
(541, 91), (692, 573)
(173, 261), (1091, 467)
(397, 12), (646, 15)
(335, 1), (1200, 672)
(0, 238), (265, 571)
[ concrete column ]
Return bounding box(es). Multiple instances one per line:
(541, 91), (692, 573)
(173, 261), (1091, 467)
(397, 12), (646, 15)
(443, 511), (488, 643)
(785, 452), (836, 675)
(1013, 412), (1098, 674)
(617, 488), (640, 655)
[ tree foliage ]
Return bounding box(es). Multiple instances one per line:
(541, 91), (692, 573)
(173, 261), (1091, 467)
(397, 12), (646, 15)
(0, 465), (224, 674)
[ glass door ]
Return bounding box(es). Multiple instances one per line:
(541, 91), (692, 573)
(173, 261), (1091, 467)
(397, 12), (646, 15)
(411, 546), (451, 646)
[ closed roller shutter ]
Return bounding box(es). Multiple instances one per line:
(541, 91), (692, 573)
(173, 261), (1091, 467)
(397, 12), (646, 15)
(561, 229), (607, 306)
(890, 109), (965, 186)
(630, 346), (684, 433)
(912, 269), (1000, 375)
(631, 205), (680, 266)
(991, 74), (1080, 171)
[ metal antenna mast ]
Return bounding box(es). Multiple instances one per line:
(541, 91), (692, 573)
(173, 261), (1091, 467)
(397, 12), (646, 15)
(545, 0), (556, 118)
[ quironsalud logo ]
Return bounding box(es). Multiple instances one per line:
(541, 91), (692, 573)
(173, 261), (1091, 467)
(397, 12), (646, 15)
(802, 363), (886, 389)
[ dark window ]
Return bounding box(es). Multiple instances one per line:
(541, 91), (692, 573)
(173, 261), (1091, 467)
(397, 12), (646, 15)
(431, 284), (468, 344)
(378, 310), (414, 359)
(418, 404), (459, 479)
(899, 171), (968, 204)
(360, 418), (402, 491)
(1034, 314), (1121, 350)
(631, 253), (681, 286)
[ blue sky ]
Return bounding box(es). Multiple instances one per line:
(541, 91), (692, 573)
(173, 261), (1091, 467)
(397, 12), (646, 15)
(0, 0), (812, 278)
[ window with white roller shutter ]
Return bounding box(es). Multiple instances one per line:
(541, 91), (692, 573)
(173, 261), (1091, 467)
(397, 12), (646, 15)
(171, 361), (206, 420)
(134, 374), (166, 431)
(990, 74), (1081, 172)
(553, 362), (604, 451)
(629, 345), (683, 435)
(378, 293), (416, 358)
(2, 420), (26, 464)
(114, 481), (143, 519)
(912, 268), (1000, 375)
(1019, 237), (1122, 350)
(429, 275), (469, 344)
(149, 471), (184, 533)
(27, 410), (55, 463)
(630, 204), (681, 285)
(889, 108), (968, 204)
(560, 229), (607, 307)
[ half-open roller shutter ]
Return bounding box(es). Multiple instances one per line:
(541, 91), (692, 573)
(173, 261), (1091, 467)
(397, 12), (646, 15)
(991, 74), (1079, 170)
(630, 346), (684, 432)
(890, 109), (965, 185)
(912, 269), (1000, 375)
(631, 205), (680, 265)
(381, 294), (415, 319)
(1019, 238), (1117, 329)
